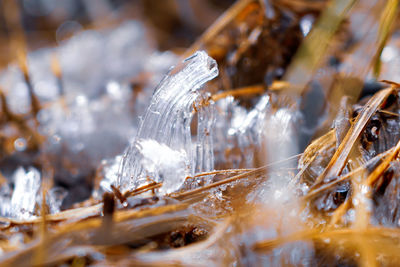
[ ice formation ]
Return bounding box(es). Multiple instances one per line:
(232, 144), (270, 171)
(46, 187), (68, 214)
(212, 95), (270, 168)
(117, 51), (218, 193)
(0, 167), (67, 219)
(379, 32), (400, 82)
(98, 155), (123, 194)
(38, 83), (135, 171)
(0, 21), (152, 115)
(213, 92), (300, 169)
(132, 139), (190, 194)
(10, 167), (41, 220)
(0, 20), (178, 216)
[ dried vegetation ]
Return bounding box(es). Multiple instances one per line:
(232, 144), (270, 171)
(1, 0), (400, 266)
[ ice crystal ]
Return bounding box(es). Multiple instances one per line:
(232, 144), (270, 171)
(10, 167), (41, 220)
(134, 139), (190, 194)
(118, 51), (218, 193)
(47, 187), (68, 214)
(97, 155), (123, 196)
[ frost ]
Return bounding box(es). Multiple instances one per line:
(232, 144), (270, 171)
(11, 167), (41, 220)
(118, 51), (218, 193)
(58, 21), (150, 98)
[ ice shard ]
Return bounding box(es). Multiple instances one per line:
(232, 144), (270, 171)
(118, 51), (218, 193)
(10, 167), (41, 220)
(0, 183), (12, 217)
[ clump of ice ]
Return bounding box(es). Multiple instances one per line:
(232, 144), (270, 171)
(117, 51), (218, 194)
(0, 167), (67, 219)
(136, 139), (190, 194)
(11, 167), (41, 220)
(0, 183), (12, 217)
(46, 187), (68, 214)
(38, 83), (135, 167)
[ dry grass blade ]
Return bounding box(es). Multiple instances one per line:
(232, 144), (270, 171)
(211, 85), (265, 102)
(311, 87), (395, 187)
(0, 204), (103, 226)
(171, 167), (266, 201)
(299, 129), (335, 168)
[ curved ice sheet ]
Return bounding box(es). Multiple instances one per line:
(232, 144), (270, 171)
(117, 51), (218, 194)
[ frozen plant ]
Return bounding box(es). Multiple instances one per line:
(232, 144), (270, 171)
(117, 51), (218, 194)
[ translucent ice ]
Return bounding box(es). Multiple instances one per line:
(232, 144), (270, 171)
(58, 21), (150, 98)
(212, 92), (301, 170)
(118, 51), (218, 193)
(135, 139), (190, 194)
(10, 167), (41, 220)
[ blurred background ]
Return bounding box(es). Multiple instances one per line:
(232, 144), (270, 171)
(0, 0), (236, 67)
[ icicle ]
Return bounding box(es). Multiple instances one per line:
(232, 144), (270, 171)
(10, 167), (41, 220)
(118, 51), (218, 193)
